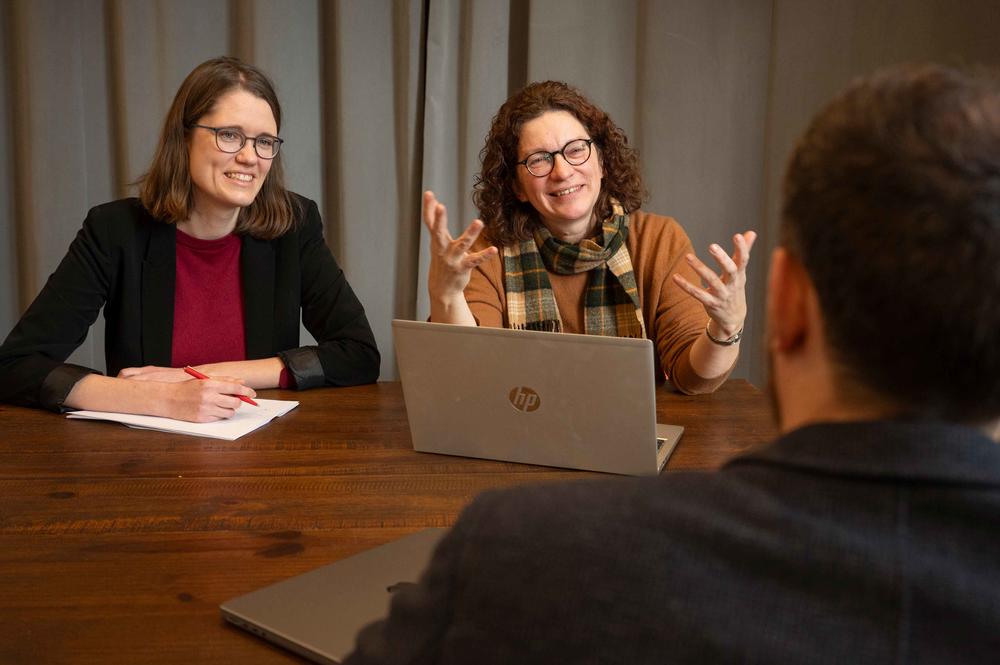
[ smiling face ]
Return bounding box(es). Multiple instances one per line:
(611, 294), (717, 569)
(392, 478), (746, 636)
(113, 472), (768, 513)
(187, 88), (277, 222)
(514, 110), (603, 241)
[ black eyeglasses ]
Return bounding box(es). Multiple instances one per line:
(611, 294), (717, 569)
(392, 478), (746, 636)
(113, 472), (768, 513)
(189, 124), (284, 159)
(516, 138), (593, 177)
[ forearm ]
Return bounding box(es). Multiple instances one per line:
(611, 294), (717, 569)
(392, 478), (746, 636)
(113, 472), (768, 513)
(197, 357), (285, 389)
(686, 325), (740, 381)
(65, 370), (255, 421)
(64, 374), (169, 416)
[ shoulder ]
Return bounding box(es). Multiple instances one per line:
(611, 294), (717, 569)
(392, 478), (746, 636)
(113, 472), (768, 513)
(454, 453), (825, 561)
(77, 198), (162, 248)
(288, 191), (318, 216)
(256, 192), (324, 248)
(442, 472), (773, 623)
(85, 197), (156, 227)
(626, 209), (695, 266)
(429, 465), (843, 656)
(286, 192), (322, 235)
(459, 473), (734, 555)
(448, 462), (818, 582)
(628, 210), (691, 246)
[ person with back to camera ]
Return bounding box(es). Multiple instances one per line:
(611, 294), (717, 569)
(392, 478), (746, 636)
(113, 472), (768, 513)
(423, 81), (756, 393)
(345, 63), (1000, 663)
(0, 56), (379, 422)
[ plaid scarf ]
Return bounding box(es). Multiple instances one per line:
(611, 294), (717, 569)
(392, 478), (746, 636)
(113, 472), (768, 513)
(503, 201), (646, 338)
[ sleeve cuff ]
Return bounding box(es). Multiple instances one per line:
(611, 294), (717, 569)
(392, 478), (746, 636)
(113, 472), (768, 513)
(277, 366), (297, 390)
(277, 347), (325, 390)
(40, 364), (101, 413)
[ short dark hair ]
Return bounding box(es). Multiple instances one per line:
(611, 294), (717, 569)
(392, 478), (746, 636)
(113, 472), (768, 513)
(782, 63), (1000, 422)
(473, 81), (647, 247)
(139, 56), (298, 240)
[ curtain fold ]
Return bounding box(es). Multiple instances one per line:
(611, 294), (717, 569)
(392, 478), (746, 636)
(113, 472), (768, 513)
(416, 0), (512, 322)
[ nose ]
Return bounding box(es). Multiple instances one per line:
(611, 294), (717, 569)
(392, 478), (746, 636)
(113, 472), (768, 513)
(549, 153), (573, 179)
(235, 140), (258, 163)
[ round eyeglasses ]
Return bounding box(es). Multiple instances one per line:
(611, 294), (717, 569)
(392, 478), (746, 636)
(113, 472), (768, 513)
(190, 124), (284, 159)
(516, 138), (593, 177)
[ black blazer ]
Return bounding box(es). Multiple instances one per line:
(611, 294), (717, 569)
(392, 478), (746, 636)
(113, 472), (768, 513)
(346, 420), (1000, 664)
(0, 196), (379, 411)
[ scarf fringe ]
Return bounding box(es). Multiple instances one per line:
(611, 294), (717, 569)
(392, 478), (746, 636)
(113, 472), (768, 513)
(510, 321), (562, 333)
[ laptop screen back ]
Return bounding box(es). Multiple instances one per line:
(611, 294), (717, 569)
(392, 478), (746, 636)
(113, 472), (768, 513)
(393, 320), (666, 476)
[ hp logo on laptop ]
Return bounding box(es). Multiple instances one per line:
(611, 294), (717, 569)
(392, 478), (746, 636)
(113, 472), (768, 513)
(508, 386), (541, 412)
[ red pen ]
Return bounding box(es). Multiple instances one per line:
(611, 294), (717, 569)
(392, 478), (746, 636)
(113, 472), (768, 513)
(183, 366), (258, 406)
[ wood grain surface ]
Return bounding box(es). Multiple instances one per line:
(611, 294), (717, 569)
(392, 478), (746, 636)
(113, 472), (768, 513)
(0, 380), (774, 664)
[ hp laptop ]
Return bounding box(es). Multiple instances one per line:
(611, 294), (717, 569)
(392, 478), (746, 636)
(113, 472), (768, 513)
(392, 320), (683, 476)
(221, 527), (446, 664)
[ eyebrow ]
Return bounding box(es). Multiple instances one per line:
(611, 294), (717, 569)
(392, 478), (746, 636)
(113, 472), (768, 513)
(216, 124), (279, 136)
(519, 137), (590, 158)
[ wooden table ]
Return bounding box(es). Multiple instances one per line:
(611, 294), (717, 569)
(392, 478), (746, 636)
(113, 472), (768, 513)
(0, 379), (774, 664)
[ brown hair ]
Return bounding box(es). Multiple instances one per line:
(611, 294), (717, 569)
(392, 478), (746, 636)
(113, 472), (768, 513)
(138, 56), (298, 239)
(473, 81), (646, 247)
(782, 63), (1000, 422)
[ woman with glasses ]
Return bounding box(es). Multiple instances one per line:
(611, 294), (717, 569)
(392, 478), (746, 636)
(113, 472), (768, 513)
(423, 81), (754, 393)
(0, 57), (379, 420)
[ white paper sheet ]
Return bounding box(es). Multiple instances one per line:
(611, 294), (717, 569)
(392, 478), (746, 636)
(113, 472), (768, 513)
(66, 398), (299, 440)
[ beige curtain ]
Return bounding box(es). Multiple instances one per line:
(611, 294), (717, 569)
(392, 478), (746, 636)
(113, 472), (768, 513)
(1, 0), (997, 384)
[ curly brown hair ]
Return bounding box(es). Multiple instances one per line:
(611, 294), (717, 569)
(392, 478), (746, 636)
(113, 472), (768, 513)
(473, 81), (646, 247)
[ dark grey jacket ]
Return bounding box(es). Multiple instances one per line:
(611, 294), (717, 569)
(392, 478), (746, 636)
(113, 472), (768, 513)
(347, 420), (1000, 664)
(0, 195), (379, 410)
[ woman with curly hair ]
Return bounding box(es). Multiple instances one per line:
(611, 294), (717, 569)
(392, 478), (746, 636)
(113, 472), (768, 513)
(423, 80), (754, 393)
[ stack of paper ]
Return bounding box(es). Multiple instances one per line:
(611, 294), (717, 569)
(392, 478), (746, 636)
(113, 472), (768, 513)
(67, 398), (299, 440)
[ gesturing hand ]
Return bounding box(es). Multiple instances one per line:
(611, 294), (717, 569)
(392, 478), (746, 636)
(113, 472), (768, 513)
(423, 190), (498, 301)
(672, 231), (757, 339)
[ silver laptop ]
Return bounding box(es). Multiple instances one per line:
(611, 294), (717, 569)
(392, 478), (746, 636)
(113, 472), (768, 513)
(392, 320), (683, 476)
(221, 528), (446, 664)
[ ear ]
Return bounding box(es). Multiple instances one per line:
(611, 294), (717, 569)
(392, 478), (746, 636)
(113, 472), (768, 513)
(766, 247), (809, 353)
(513, 177), (527, 203)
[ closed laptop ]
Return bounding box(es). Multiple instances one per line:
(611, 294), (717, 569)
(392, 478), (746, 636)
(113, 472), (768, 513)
(221, 528), (447, 664)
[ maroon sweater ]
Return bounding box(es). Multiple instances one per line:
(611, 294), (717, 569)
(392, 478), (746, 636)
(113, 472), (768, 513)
(171, 230), (291, 387)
